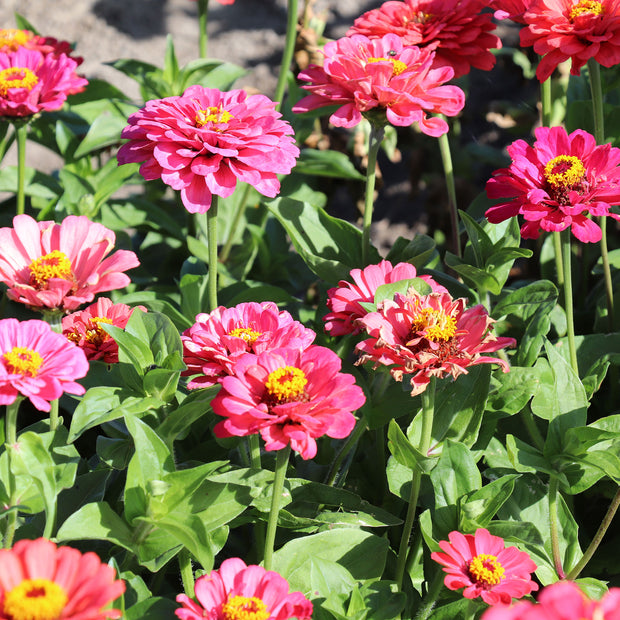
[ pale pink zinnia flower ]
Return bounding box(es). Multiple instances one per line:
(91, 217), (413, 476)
(0, 538), (125, 620)
(485, 126), (620, 243)
(292, 33), (465, 136)
(0, 214), (140, 313)
(117, 86), (299, 214)
(176, 557), (312, 620)
(182, 301), (315, 389)
(431, 529), (539, 606)
(212, 346), (365, 459)
(0, 28), (84, 65)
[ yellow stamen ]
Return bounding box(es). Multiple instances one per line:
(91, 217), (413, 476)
(543, 154), (586, 189)
(29, 250), (74, 289)
(410, 307), (457, 342)
(570, 0), (604, 19)
(221, 595), (270, 620)
(468, 553), (505, 586)
(85, 316), (113, 345)
(196, 106), (234, 127)
(0, 29), (32, 52)
(3, 347), (44, 377)
(3, 578), (68, 620)
(0, 67), (39, 96)
(265, 366), (307, 403)
(367, 57), (408, 76)
(229, 327), (261, 345)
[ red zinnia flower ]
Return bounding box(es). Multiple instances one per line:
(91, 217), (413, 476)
(348, 0), (502, 79)
(0, 28), (84, 65)
(0, 538), (125, 620)
(356, 290), (515, 396)
(520, 0), (620, 82)
(431, 529), (538, 606)
(485, 126), (620, 243)
(176, 557), (312, 620)
(117, 87), (299, 214)
(212, 346), (366, 459)
(0, 214), (140, 313)
(292, 33), (465, 135)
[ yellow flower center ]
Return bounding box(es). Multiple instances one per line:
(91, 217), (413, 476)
(570, 0), (604, 19)
(86, 317), (113, 345)
(228, 327), (262, 345)
(0, 29), (31, 52)
(367, 57), (408, 76)
(544, 155), (586, 189)
(195, 106), (234, 128)
(468, 553), (505, 587)
(29, 250), (74, 289)
(410, 307), (457, 342)
(3, 578), (68, 620)
(265, 366), (307, 403)
(0, 67), (39, 96)
(221, 595), (270, 620)
(3, 347), (44, 377)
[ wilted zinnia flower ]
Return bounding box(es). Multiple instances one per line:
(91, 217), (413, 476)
(212, 345), (365, 459)
(485, 126), (620, 243)
(176, 557), (312, 620)
(117, 86), (299, 213)
(0, 538), (125, 620)
(0, 214), (140, 313)
(293, 33), (465, 135)
(348, 0), (502, 79)
(0, 28), (84, 64)
(431, 528), (538, 606)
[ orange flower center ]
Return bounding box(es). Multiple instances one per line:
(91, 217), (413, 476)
(3, 347), (44, 377)
(468, 553), (505, 586)
(0, 29), (31, 52)
(3, 578), (68, 620)
(196, 106), (234, 128)
(29, 250), (74, 289)
(544, 155), (586, 189)
(221, 595), (270, 620)
(410, 306), (457, 342)
(367, 57), (408, 76)
(228, 327), (261, 345)
(265, 365), (307, 403)
(0, 67), (39, 96)
(570, 0), (604, 19)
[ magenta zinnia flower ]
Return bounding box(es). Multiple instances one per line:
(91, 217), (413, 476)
(182, 301), (315, 389)
(485, 126), (620, 243)
(292, 33), (465, 135)
(117, 86), (299, 213)
(431, 529), (538, 606)
(0, 28), (84, 65)
(348, 0), (501, 79)
(176, 557), (312, 620)
(212, 346), (365, 459)
(520, 0), (620, 82)
(0, 538), (125, 620)
(0, 214), (140, 313)
(356, 290), (515, 396)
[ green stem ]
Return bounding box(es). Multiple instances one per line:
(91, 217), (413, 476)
(273, 0), (299, 111)
(249, 433), (262, 469)
(197, 0), (209, 59)
(207, 197), (219, 312)
(42, 311), (63, 431)
(552, 231), (564, 298)
(15, 123), (28, 216)
(179, 549), (195, 599)
(437, 125), (460, 258)
(522, 407), (545, 452)
(561, 230), (579, 375)
(220, 184), (251, 263)
(4, 398), (22, 548)
(549, 475), (566, 579)
(263, 445), (291, 571)
(414, 571), (446, 620)
(540, 78), (552, 127)
(323, 418), (367, 487)
(362, 125), (385, 265)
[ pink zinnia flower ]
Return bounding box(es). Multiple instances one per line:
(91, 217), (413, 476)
(485, 126), (620, 243)
(324, 259), (447, 336)
(212, 346), (365, 459)
(182, 301), (315, 389)
(0, 47), (87, 117)
(0, 538), (125, 620)
(0, 214), (140, 313)
(176, 557), (312, 620)
(431, 529), (539, 606)
(356, 290), (515, 396)
(348, 0), (502, 79)
(117, 87), (299, 213)
(0, 28), (84, 65)
(62, 297), (146, 363)
(292, 33), (465, 135)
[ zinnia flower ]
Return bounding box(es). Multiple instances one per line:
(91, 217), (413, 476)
(117, 86), (299, 213)
(0, 214), (140, 313)
(490, 0), (534, 23)
(520, 0), (620, 82)
(62, 297), (146, 363)
(431, 528), (538, 606)
(0, 538), (125, 620)
(348, 0), (502, 79)
(0, 28), (84, 65)
(485, 126), (620, 243)
(212, 345), (365, 459)
(182, 301), (315, 388)
(0, 47), (87, 117)
(324, 259), (447, 336)
(356, 289), (515, 396)
(176, 557), (312, 620)
(292, 33), (465, 135)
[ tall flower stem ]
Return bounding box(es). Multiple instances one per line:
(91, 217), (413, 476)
(263, 445), (291, 571)
(549, 475), (566, 579)
(362, 125), (385, 265)
(197, 0), (210, 59)
(15, 123), (28, 216)
(274, 0), (299, 111)
(437, 124), (460, 258)
(220, 184), (251, 263)
(207, 197), (219, 311)
(4, 397), (22, 548)
(561, 229), (579, 375)
(43, 311), (63, 431)
(394, 377), (436, 590)
(540, 77), (552, 127)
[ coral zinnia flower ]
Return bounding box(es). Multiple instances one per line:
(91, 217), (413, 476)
(62, 297), (146, 363)
(324, 260), (447, 336)
(348, 0), (502, 79)
(212, 346), (365, 459)
(485, 126), (620, 243)
(176, 557), (312, 620)
(292, 33), (465, 135)
(117, 86), (299, 213)
(0, 28), (84, 65)
(0, 47), (87, 117)
(0, 538), (125, 620)
(431, 529), (538, 606)
(182, 301), (315, 389)
(356, 290), (515, 396)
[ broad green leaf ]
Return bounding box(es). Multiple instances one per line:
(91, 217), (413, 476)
(492, 280), (558, 321)
(125, 597), (179, 620)
(385, 234), (437, 269)
(374, 278), (432, 306)
(295, 149), (365, 180)
(387, 419), (437, 473)
(459, 475), (519, 530)
(431, 440), (481, 509)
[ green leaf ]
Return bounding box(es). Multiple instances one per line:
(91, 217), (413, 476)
(387, 419), (437, 473)
(506, 435), (555, 475)
(492, 280), (558, 321)
(295, 149), (365, 180)
(73, 113), (128, 158)
(162, 35), (179, 86)
(431, 440), (481, 509)
(458, 475), (519, 530)
(444, 253), (503, 295)
(385, 235), (437, 269)
(374, 278), (432, 306)
(125, 597), (179, 620)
